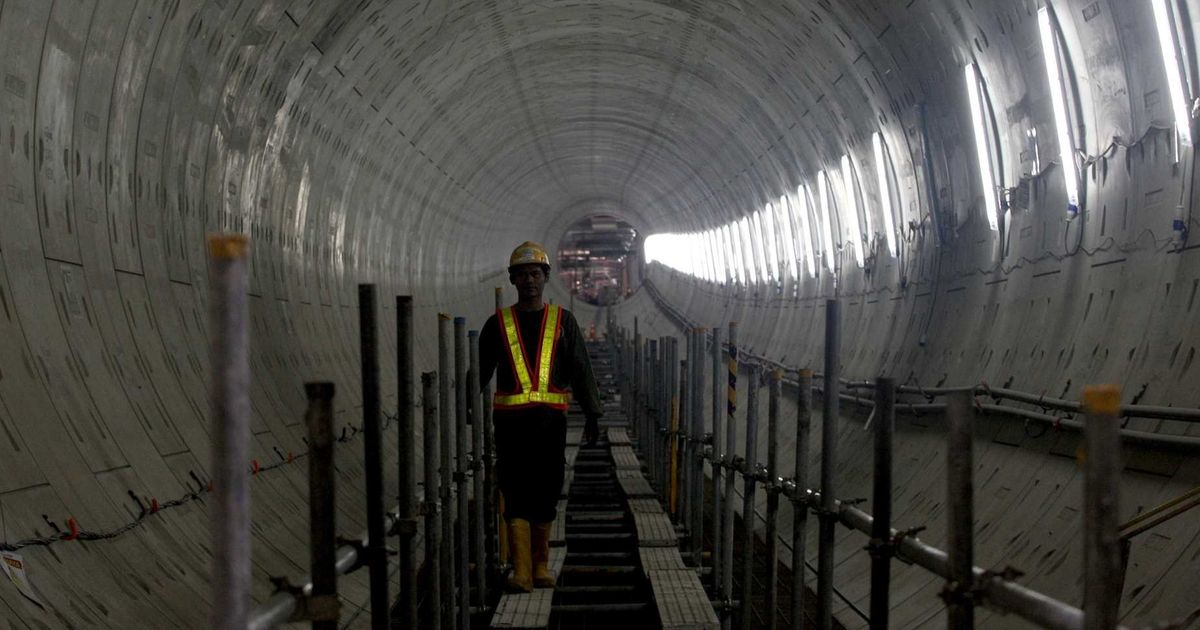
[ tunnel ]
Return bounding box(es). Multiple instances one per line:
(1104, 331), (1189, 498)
(0, 1), (1198, 628)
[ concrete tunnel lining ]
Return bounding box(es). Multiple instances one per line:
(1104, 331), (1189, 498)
(0, 0), (1198, 628)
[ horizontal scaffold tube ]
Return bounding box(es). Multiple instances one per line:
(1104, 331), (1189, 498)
(822, 495), (1128, 630)
(247, 511), (401, 630)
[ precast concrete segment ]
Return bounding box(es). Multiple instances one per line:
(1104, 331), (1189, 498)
(0, 1), (1198, 628)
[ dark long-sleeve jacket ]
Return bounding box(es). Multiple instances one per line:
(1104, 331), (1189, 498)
(478, 305), (603, 418)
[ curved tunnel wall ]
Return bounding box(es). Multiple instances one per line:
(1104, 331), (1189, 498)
(0, 0), (1197, 628)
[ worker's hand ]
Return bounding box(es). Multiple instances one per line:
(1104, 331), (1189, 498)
(584, 413), (601, 446)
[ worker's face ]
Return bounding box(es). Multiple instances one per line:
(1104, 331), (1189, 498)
(510, 264), (548, 301)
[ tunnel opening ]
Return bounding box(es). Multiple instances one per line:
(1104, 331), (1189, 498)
(556, 215), (640, 306)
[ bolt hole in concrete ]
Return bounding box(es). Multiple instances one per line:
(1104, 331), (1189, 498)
(556, 214), (641, 306)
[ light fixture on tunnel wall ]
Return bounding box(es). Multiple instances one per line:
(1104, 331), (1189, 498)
(725, 223), (741, 284)
(817, 171), (838, 273)
(762, 203), (781, 282)
(750, 212), (770, 283)
(776, 194), (798, 280)
(793, 185), (818, 277)
(1037, 6), (1082, 215)
(873, 132), (899, 258)
(738, 217), (758, 284)
(1152, 0), (1195, 153)
(964, 61), (1002, 231)
(839, 154), (866, 267)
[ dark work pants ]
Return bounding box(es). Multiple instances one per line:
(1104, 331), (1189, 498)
(494, 408), (567, 524)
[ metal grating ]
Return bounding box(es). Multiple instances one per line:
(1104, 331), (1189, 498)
(647, 569), (720, 630)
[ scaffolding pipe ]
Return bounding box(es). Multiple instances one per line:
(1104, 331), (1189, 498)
(358, 285), (388, 630)
(248, 510), (406, 630)
(692, 328), (706, 564)
(207, 234), (252, 630)
(946, 391), (974, 629)
(721, 322), (738, 630)
(792, 370), (813, 630)
(493, 288), (504, 569)
(711, 326), (724, 593)
(765, 370), (781, 630)
(680, 340), (691, 523)
(1082, 386), (1122, 630)
(816, 299), (840, 630)
(306, 383), (339, 630)
(868, 378), (895, 630)
(396, 296), (418, 629)
(469, 331), (488, 608)
(438, 314), (455, 630)
(423, 371), (442, 630)
(454, 318), (471, 630)
(740, 364), (762, 630)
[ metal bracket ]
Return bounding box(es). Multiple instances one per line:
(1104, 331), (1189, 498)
(390, 517), (419, 536)
(269, 576), (341, 623)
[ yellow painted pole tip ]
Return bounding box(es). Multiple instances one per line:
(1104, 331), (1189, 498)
(206, 234), (250, 259)
(1082, 384), (1121, 416)
(798, 369), (814, 378)
(771, 368), (784, 380)
(438, 313), (451, 321)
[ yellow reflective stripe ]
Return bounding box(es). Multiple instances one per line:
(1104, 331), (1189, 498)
(500, 307), (533, 395)
(537, 305), (560, 392)
(494, 391), (570, 406)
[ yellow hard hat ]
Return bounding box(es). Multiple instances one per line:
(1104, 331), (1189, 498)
(508, 241), (551, 270)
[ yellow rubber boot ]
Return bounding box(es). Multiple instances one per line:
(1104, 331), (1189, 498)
(505, 518), (533, 593)
(531, 522), (555, 588)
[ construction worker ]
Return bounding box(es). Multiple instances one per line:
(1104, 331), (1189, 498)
(478, 241), (603, 592)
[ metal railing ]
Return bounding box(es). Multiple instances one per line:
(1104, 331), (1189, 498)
(607, 292), (1194, 630)
(203, 249), (494, 628)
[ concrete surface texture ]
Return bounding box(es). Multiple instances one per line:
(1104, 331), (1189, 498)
(0, 0), (1197, 628)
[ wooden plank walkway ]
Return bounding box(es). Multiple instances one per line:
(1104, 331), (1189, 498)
(647, 569), (720, 630)
(606, 426), (631, 445)
(611, 444), (641, 470)
(615, 469), (656, 498)
(612, 437), (719, 630)
(489, 548), (568, 628)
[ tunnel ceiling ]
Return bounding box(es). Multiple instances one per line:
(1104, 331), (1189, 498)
(301, 0), (915, 246)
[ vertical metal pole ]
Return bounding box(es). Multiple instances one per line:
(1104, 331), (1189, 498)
(396, 297), (418, 630)
(721, 322), (738, 630)
(423, 372), (442, 630)
(358, 285), (388, 630)
(208, 234), (252, 630)
(438, 314), (455, 630)
(710, 326), (724, 592)
(945, 391), (974, 630)
(1082, 386), (1122, 630)
(633, 326), (642, 452)
(469, 331), (488, 608)
(647, 339), (658, 479)
(740, 365), (761, 630)
(681, 355), (691, 518)
(869, 378), (895, 630)
(493, 288), (504, 568)
(692, 328), (705, 565)
(454, 318), (471, 630)
(792, 370), (813, 630)
(765, 370), (781, 630)
(816, 299), (840, 630)
(662, 336), (672, 499)
(306, 382), (339, 630)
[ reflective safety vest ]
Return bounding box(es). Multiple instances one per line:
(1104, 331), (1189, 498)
(493, 305), (571, 411)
